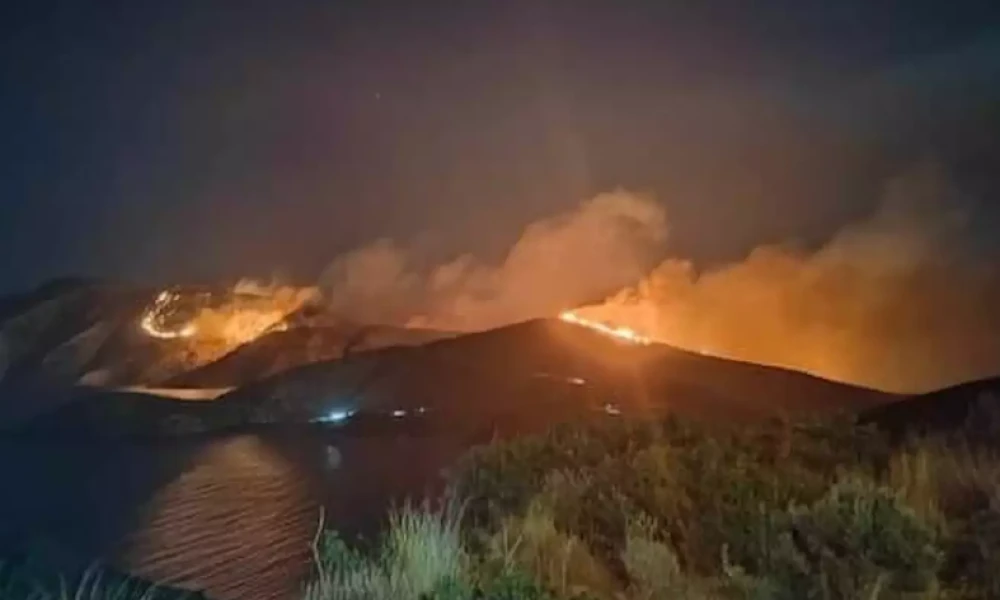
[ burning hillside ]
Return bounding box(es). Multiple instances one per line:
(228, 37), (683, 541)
(140, 290), (198, 339)
(558, 310), (651, 345)
(136, 280), (318, 367)
(6, 167), (992, 396)
(562, 172), (1000, 393)
(317, 166), (1000, 393)
(0, 276), (437, 390)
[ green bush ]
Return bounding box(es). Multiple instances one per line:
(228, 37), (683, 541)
(944, 491), (1000, 598)
(305, 500), (467, 600)
(305, 415), (1000, 600)
(480, 500), (619, 599)
(451, 417), (887, 577)
(620, 512), (711, 599)
(736, 477), (942, 600)
(424, 571), (555, 600)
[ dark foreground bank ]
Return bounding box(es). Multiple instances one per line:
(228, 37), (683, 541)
(307, 414), (1000, 600)
(6, 382), (1000, 600)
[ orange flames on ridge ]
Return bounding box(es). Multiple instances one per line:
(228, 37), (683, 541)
(558, 310), (652, 345)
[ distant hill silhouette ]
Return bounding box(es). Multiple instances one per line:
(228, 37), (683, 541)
(0, 280), (153, 384)
(0, 278), (98, 322)
(860, 376), (1000, 443)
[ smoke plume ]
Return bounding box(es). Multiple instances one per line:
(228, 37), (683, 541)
(320, 166), (1000, 393)
(320, 190), (667, 330)
(574, 166), (1000, 393)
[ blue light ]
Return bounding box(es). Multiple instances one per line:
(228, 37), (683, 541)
(314, 408), (356, 424)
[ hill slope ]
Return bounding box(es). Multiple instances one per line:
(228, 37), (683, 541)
(168, 323), (453, 388)
(10, 318), (895, 438)
(215, 318), (894, 435)
(860, 376), (1000, 442)
(0, 280), (440, 389)
(1, 278), (901, 438)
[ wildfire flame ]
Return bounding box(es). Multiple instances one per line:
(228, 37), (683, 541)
(558, 310), (652, 345)
(138, 281), (316, 348)
(140, 291), (197, 339)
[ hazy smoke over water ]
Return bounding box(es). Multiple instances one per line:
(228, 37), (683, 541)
(320, 166), (1000, 393)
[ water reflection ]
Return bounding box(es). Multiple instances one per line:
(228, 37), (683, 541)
(119, 436), (319, 600)
(0, 431), (475, 600)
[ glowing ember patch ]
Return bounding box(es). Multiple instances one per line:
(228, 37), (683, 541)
(559, 311), (652, 345)
(140, 291), (197, 339)
(138, 281), (311, 346)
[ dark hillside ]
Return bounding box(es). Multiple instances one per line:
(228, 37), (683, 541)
(218, 318), (894, 434)
(860, 376), (1000, 443)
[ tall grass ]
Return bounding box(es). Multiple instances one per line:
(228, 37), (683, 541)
(0, 564), (196, 600)
(481, 499), (618, 599)
(304, 498), (467, 600)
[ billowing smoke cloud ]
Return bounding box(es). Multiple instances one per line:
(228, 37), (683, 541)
(574, 165), (1000, 393)
(320, 166), (1000, 393)
(320, 190), (667, 330)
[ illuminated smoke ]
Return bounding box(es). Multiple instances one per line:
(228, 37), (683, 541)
(320, 190), (667, 330)
(138, 280), (319, 365)
(320, 165), (1000, 393)
(573, 167), (1000, 393)
(190, 279), (319, 348)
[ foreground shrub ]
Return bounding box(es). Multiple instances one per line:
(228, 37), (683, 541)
(428, 571), (555, 600)
(305, 499), (556, 600)
(305, 415), (1000, 599)
(481, 500), (618, 599)
(305, 500), (467, 600)
(452, 416), (888, 577)
(888, 440), (1000, 521)
(885, 440), (1000, 596)
(738, 478), (942, 600)
(944, 490), (1000, 599)
(620, 512), (716, 600)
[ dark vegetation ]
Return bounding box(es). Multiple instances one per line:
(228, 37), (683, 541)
(0, 553), (206, 600)
(309, 404), (1000, 600)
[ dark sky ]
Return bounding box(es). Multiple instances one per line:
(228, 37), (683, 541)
(1, 0), (999, 293)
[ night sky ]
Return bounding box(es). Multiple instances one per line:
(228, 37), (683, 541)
(2, 0), (999, 293)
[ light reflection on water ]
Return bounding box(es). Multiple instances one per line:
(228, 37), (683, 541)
(0, 432), (467, 600)
(119, 437), (319, 600)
